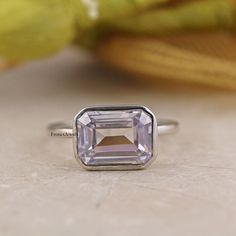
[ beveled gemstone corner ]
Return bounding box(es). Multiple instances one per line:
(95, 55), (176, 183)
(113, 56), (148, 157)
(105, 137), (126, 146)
(73, 106), (157, 170)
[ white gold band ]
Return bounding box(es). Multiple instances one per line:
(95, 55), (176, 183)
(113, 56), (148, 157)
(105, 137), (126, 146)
(48, 119), (178, 137)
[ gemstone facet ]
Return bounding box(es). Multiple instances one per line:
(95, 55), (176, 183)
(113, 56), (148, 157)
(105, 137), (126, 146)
(74, 106), (156, 170)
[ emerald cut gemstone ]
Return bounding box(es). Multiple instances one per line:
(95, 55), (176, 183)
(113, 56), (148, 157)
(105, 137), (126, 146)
(74, 106), (156, 170)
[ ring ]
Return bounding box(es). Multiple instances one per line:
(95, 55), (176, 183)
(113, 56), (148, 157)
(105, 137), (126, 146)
(48, 106), (178, 170)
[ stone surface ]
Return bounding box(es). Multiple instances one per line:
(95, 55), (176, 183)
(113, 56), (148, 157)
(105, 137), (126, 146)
(75, 107), (153, 167)
(0, 48), (236, 236)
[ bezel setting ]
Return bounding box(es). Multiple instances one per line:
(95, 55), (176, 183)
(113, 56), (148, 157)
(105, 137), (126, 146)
(73, 106), (158, 170)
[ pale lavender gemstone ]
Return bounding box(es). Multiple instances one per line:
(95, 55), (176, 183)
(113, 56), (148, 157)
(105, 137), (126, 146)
(75, 108), (153, 166)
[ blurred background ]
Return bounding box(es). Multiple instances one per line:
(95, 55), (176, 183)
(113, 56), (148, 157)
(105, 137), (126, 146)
(0, 1), (236, 236)
(1, 0), (236, 88)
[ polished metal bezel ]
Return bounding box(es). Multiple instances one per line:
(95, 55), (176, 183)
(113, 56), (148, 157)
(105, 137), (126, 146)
(73, 105), (158, 171)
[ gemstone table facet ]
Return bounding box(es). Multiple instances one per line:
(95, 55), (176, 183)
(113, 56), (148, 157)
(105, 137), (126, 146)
(74, 107), (155, 169)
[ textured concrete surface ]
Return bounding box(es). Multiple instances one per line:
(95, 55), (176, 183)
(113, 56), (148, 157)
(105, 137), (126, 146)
(0, 48), (236, 236)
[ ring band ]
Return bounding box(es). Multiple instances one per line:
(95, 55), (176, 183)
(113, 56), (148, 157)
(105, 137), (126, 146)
(48, 105), (179, 170)
(48, 119), (178, 137)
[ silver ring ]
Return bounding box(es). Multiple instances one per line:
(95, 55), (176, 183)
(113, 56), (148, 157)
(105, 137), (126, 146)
(48, 105), (179, 171)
